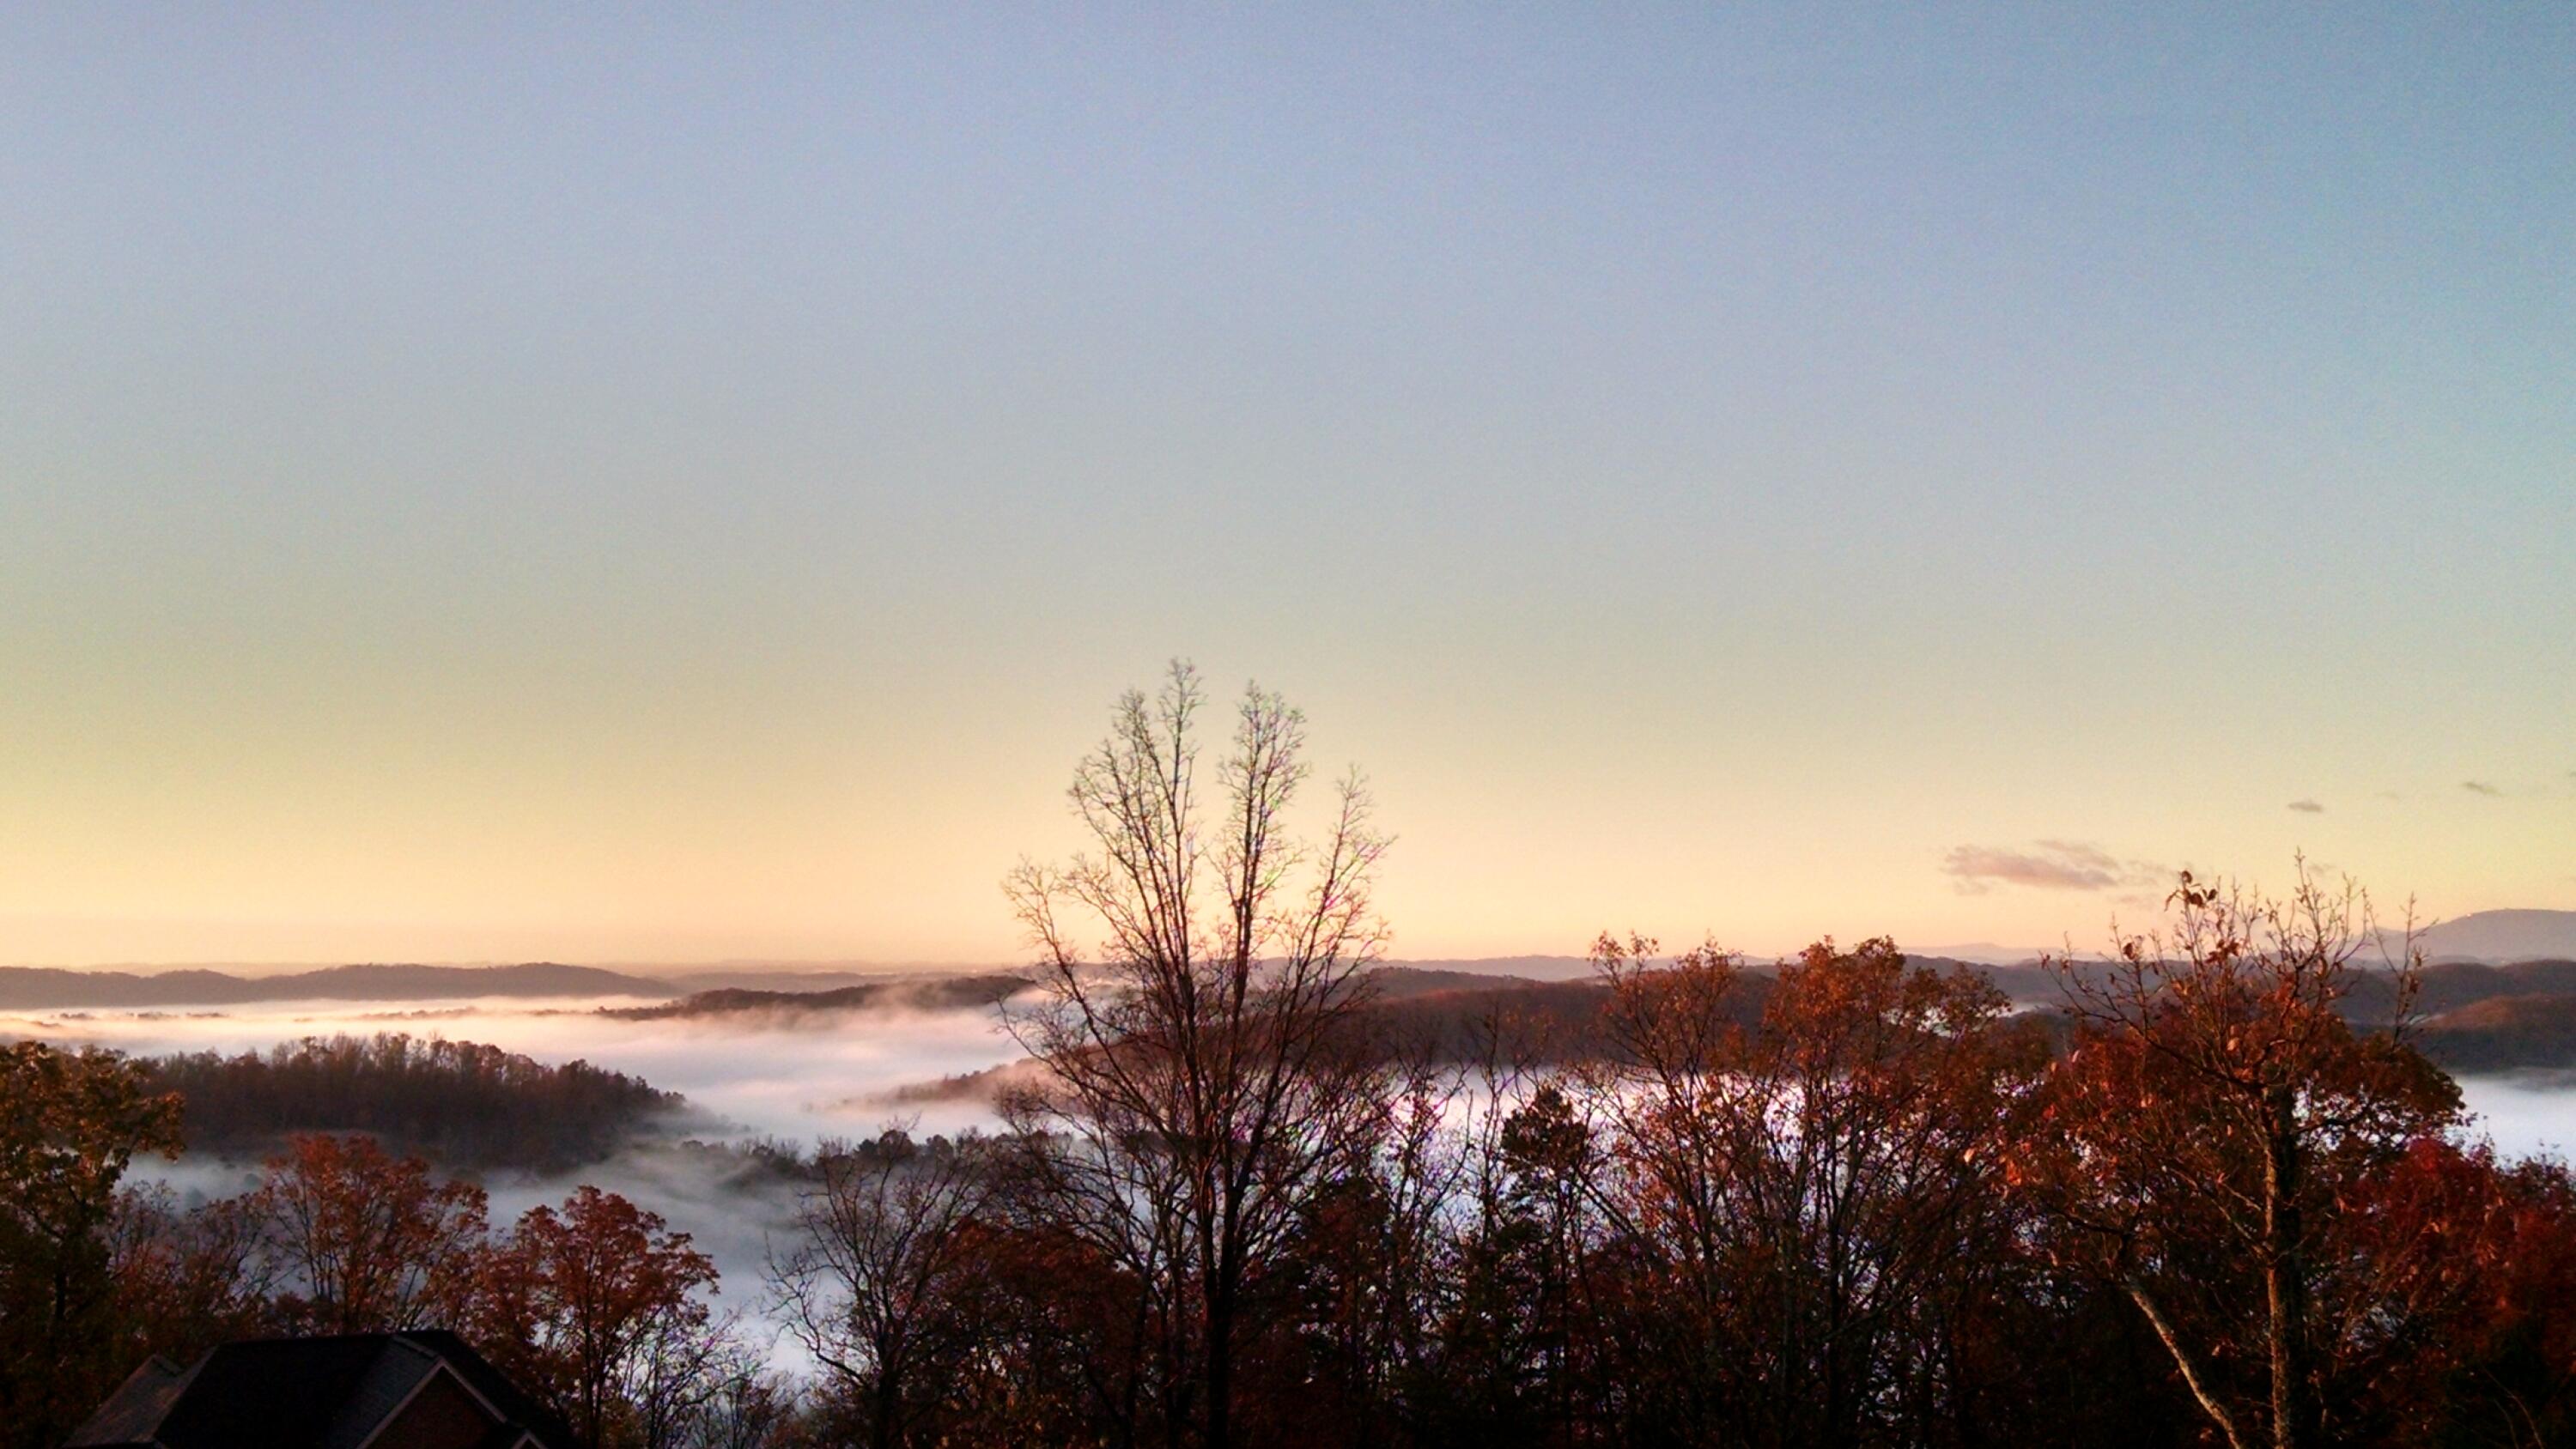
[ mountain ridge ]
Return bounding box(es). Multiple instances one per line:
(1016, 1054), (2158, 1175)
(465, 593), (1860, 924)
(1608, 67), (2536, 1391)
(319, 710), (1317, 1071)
(0, 961), (671, 1009)
(2410, 910), (2576, 963)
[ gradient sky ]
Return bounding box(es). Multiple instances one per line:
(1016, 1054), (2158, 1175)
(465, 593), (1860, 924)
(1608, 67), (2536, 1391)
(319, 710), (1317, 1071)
(3, 6), (2569, 967)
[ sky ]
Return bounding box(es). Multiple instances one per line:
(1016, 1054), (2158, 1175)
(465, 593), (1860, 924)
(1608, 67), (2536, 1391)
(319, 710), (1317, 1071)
(2, 5), (2569, 967)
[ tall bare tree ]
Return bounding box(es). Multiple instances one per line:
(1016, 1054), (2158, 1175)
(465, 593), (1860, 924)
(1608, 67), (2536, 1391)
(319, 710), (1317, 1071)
(1002, 660), (1391, 1449)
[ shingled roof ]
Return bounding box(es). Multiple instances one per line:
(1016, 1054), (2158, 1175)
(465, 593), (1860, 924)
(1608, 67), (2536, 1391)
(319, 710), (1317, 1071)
(64, 1331), (568, 1449)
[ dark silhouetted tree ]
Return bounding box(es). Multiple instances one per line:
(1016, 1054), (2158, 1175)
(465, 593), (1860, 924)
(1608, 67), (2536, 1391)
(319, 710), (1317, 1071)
(769, 1129), (999, 1449)
(1002, 660), (1392, 1449)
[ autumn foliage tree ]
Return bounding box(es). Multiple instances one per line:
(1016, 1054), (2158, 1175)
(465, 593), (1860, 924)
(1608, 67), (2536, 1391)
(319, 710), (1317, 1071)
(2014, 868), (2461, 1449)
(1577, 933), (2048, 1446)
(104, 1184), (274, 1371)
(0, 1041), (181, 1446)
(2326, 1135), (2576, 1445)
(474, 1185), (721, 1449)
(252, 1131), (490, 1335)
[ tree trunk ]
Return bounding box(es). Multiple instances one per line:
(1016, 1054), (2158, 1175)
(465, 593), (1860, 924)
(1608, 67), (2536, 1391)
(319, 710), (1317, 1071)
(1205, 1270), (1236, 1449)
(871, 1374), (897, 1449)
(2126, 1277), (2251, 1449)
(2263, 1086), (2319, 1449)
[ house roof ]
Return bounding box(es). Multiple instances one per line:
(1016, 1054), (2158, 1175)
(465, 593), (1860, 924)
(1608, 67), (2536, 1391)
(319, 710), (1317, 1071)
(65, 1331), (568, 1449)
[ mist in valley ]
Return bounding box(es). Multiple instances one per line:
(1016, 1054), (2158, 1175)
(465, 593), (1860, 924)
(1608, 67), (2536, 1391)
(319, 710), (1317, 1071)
(16, 959), (2576, 1379)
(0, 985), (1037, 1361)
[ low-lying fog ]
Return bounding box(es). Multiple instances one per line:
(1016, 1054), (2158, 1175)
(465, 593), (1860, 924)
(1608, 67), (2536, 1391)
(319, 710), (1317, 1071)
(3, 990), (1042, 1365)
(14, 986), (2575, 1161)
(1, 991), (1025, 1143)
(10, 988), (2573, 1370)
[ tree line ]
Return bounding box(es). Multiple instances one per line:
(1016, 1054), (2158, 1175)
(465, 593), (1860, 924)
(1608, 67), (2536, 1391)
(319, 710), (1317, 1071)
(763, 948), (2576, 1449)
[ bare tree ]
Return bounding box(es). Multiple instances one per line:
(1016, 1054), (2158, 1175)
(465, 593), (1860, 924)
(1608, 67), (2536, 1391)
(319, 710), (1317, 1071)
(624, 1310), (762, 1449)
(1001, 660), (1392, 1449)
(769, 1130), (997, 1449)
(671, 1345), (805, 1449)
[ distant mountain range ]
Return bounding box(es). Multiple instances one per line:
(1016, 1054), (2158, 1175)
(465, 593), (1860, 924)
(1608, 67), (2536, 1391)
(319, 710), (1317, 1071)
(2411, 910), (2576, 963)
(656, 968), (929, 994)
(0, 961), (671, 1010)
(1914, 943), (2053, 966)
(1365, 955), (1601, 982)
(0, 955), (1607, 1010)
(3, 912), (2567, 1013)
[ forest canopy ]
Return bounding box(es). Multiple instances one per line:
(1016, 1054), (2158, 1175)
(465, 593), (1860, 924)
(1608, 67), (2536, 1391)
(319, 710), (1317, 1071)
(137, 1033), (682, 1173)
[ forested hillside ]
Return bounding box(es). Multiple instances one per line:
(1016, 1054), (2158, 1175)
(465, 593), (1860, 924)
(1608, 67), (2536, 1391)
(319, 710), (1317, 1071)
(598, 971), (1030, 1021)
(138, 1033), (682, 1172)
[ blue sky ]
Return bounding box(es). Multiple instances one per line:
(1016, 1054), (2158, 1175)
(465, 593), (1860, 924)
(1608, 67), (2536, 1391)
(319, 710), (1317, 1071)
(2, 6), (2568, 963)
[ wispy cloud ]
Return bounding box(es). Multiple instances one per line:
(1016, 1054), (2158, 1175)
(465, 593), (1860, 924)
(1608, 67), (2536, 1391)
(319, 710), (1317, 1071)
(1941, 840), (2163, 895)
(2463, 780), (2504, 797)
(2287, 798), (2324, 814)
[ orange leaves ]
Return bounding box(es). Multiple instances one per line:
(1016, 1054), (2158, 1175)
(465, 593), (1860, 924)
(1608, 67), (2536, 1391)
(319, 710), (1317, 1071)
(243, 1137), (724, 1444)
(253, 1133), (489, 1335)
(475, 1185), (718, 1446)
(2024, 868), (2493, 1446)
(0, 1043), (190, 1446)
(0, 1041), (181, 1247)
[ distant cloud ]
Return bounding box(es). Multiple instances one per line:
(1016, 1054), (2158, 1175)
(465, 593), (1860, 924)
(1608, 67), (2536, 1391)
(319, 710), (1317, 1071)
(1942, 840), (2162, 895)
(2463, 780), (2504, 797)
(2287, 798), (2324, 814)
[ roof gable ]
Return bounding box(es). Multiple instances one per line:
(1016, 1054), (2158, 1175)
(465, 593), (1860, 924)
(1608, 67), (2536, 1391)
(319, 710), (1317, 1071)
(65, 1333), (562, 1449)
